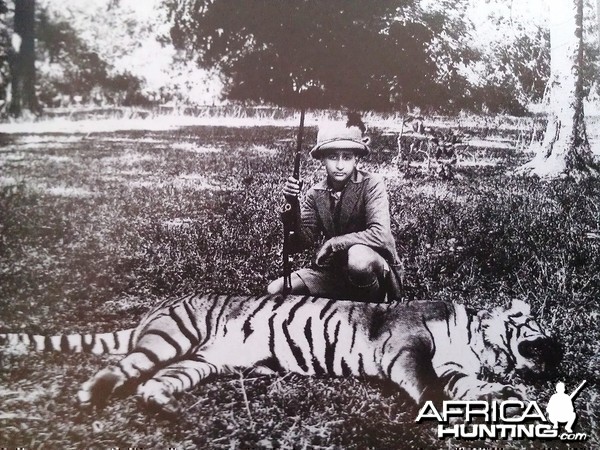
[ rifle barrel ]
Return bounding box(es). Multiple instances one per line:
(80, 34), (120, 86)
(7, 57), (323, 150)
(569, 380), (587, 400)
(293, 109), (305, 178)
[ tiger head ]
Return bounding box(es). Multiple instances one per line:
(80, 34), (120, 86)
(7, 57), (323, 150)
(478, 299), (561, 379)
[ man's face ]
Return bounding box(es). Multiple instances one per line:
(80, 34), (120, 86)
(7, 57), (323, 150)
(323, 149), (358, 184)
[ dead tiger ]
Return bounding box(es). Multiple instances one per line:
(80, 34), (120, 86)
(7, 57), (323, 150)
(0, 295), (558, 416)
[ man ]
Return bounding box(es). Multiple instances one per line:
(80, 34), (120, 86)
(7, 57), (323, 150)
(267, 119), (401, 302)
(546, 382), (577, 433)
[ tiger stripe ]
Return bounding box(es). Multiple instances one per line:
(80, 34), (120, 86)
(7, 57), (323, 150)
(213, 295), (233, 336)
(282, 318), (308, 372)
(1, 328), (136, 355)
(170, 305), (198, 345)
(243, 295), (271, 342)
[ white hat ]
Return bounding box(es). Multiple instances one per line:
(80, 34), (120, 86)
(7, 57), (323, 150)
(310, 121), (371, 159)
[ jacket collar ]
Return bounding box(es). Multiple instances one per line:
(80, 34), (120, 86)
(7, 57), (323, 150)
(314, 169), (366, 191)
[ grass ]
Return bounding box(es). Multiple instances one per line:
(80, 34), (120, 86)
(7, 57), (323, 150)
(0, 117), (599, 448)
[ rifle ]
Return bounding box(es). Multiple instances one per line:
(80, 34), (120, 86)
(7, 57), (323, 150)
(568, 380), (587, 400)
(281, 108), (305, 295)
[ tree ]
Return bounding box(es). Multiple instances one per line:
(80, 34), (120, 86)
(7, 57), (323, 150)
(0, 0), (10, 111)
(165, 0), (474, 110)
(472, 26), (550, 114)
(8, 0), (39, 116)
(598, 0), (600, 46)
(519, 0), (597, 179)
(583, 0), (600, 97)
(35, 0), (160, 107)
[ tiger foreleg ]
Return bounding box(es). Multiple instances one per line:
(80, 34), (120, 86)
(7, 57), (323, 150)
(135, 356), (223, 417)
(78, 326), (199, 409)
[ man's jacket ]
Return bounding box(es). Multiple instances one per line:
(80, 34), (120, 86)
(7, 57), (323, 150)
(291, 170), (400, 265)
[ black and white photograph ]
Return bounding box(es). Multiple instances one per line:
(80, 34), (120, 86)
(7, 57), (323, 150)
(0, 0), (599, 448)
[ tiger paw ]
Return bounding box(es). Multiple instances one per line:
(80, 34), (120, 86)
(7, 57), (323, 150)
(77, 366), (124, 409)
(77, 381), (93, 409)
(137, 381), (180, 419)
(146, 395), (181, 419)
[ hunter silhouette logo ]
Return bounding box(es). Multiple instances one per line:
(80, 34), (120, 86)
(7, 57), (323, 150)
(546, 380), (586, 434)
(416, 380), (588, 442)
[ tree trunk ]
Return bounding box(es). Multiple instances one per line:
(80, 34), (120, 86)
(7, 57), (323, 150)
(0, 0), (10, 112)
(8, 0), (39, 117)
(597, 0), (600, 49)
(518, 0), (596, 179)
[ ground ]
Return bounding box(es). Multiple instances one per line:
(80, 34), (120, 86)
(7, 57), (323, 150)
(0, 111), (599, 449)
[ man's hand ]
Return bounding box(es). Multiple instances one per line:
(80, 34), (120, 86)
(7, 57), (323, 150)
(315, 239), (335, 267)
(283, 176), (302, 200)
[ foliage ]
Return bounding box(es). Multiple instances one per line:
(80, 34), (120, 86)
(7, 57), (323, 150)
(468, 0), (599, 110)
(0, 117), (598, 447)
(34, 3), (151, 107)
(166, 0), (476, 111)
(2, 0), (598, 114)
(27, 0), (225, 108)
(477, 31), (549, 114)
(464, 3), (550, 113)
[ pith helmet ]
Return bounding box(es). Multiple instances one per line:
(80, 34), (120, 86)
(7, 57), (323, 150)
(310, 121), (371, 159)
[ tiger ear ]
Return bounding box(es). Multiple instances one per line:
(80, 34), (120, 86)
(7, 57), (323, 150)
(507, 299), (530, 315)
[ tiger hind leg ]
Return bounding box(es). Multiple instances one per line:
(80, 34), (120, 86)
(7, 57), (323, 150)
(386, 348), (441, 404)
(136, 355), (224, 417)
